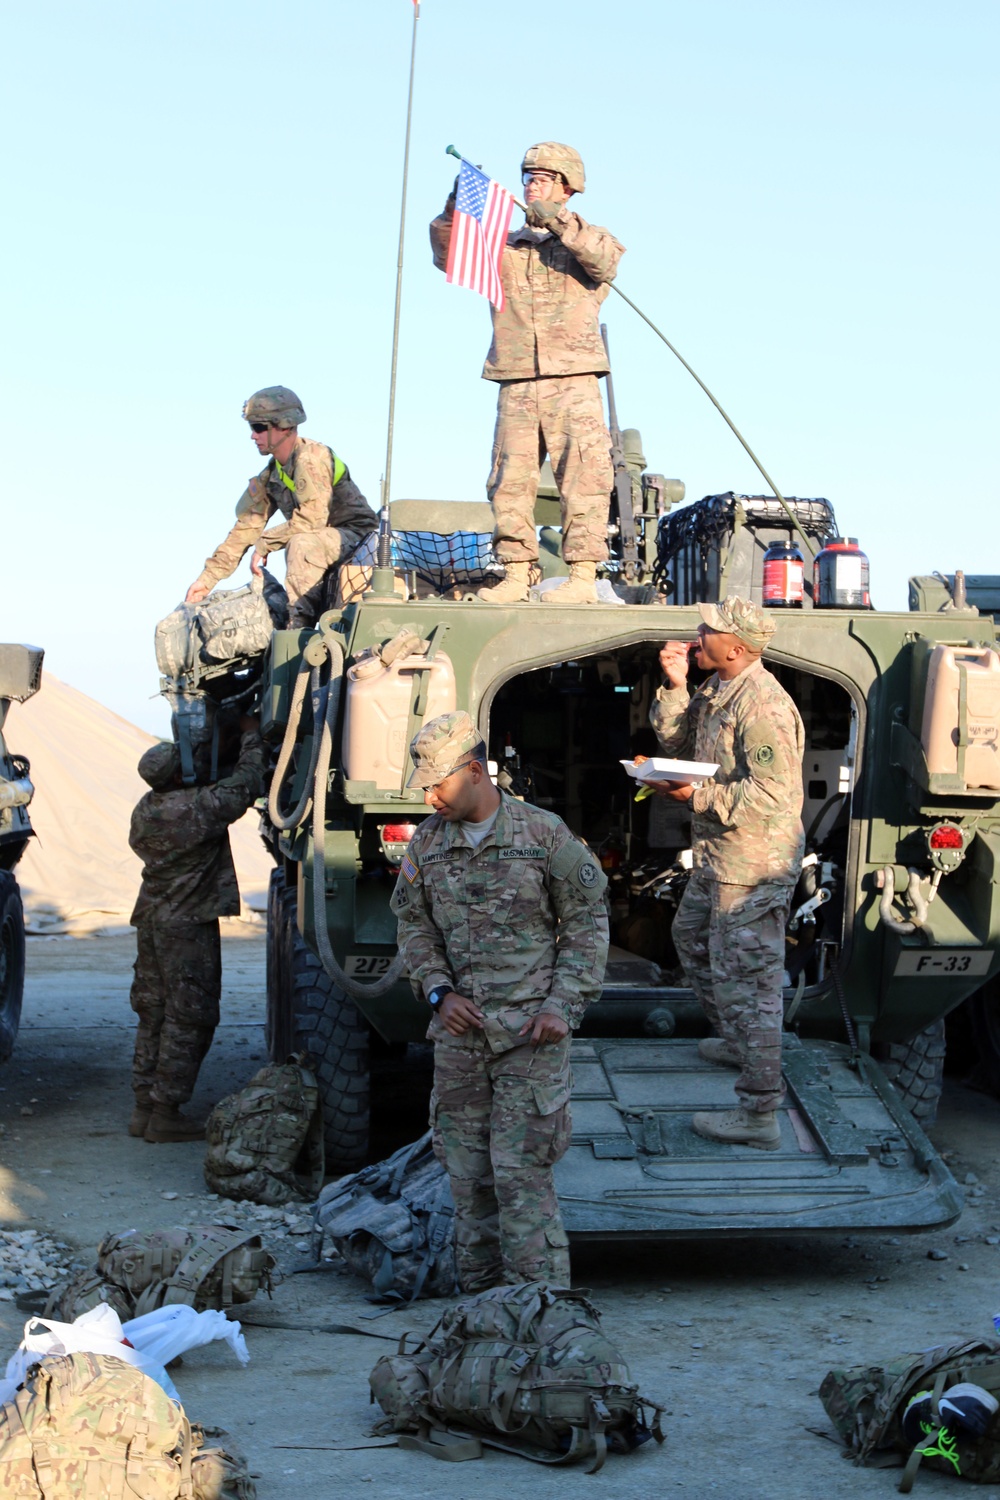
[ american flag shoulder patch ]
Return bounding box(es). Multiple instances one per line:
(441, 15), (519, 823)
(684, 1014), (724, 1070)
(401, 854), (419, 883)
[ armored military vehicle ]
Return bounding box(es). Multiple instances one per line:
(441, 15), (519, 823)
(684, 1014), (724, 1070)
(0, 645), (43, 1062)
(258, 459), (1000, 1238)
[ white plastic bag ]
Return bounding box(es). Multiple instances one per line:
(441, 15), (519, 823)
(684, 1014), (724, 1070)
(122, 1305), (249, 1369)
(0, 1302), (249, 1406)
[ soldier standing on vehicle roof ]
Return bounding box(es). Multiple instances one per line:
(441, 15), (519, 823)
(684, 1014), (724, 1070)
(430, 144), (625, 606)
(392, 711), (609, 1291)
(185, 386), (377, 628)
(646, 597), (805, 1150)
(127, 717), (264, 1143)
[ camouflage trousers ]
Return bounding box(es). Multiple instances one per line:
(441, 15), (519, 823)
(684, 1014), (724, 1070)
(282, 526), (369, 624)
(130, 918), (221, 1108)
(430, 1027), (573, 1294)
(672, 873), (792, 1113)
(488, 375), (612, 564)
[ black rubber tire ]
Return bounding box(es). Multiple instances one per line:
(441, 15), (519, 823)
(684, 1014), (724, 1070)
(289, 936), (370, 1173)
(963, 976), (1000, 1097)
(0, 873), (26, 1064)
(874, 1018), (946, 1128)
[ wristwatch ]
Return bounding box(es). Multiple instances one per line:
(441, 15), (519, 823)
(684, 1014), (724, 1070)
(426, 985), (450, 1010)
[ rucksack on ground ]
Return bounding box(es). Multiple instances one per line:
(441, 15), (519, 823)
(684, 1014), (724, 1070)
(204, 1059), (324, 1206)
(0, 1351), (256, 1499)
(46, 1225), (276, 1321)
(312, 1130), (457, 1303)
(0, 1351), (190, 1499)
(820, 1336), (1000, 1489)
(369, 1280), (665, 1472)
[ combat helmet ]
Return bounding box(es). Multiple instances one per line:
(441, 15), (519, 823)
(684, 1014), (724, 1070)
(521, 142), (585, 194)
(242, 386), (306, 429)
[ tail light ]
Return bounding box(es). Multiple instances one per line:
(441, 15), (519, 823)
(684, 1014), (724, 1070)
(926, 821), (967, 872)
(380, 823), (417, 865)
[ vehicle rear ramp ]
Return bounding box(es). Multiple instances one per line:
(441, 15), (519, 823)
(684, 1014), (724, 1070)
(557, 1035), (963, 1239)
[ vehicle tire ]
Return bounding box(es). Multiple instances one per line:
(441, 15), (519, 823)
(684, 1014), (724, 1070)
(289, 935), (370, 1173)
(963, 977), (1000, 1097)
(0, 873), (26, 1064)
(874, 1018), (946, 1128)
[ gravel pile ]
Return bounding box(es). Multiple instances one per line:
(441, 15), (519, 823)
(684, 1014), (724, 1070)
(0, 1229), (77, 1302)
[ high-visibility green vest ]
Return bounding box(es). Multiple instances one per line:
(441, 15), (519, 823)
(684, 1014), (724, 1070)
(274, 450), (346, 495)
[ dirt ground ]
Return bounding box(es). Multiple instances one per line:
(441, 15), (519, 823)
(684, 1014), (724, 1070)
(3, 931), (1000, 1500)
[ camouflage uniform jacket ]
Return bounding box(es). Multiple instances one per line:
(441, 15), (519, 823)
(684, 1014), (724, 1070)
(129, 731), (265, 924)
(196, 437), (376, 589)
(650, 659), (805, 885)
(391, 791), (609, 1052)
(430, 206), (625, 381)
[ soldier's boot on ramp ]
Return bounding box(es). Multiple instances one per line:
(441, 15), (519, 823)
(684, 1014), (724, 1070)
(691, 1106), (781, 1151)
(144, 1105), (205, 1144)
(542, 562), (598, 604)
(478, 561), (530, 603)
(697, 1037), (742, 1068)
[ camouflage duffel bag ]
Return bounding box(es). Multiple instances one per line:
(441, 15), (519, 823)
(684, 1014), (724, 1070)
(155, 575), (280, 680)
(204, 1060), (324, 1207)
(46, 1225), (276, 1321)
(821, 1335), (1000, 1490)
(370, 1281), (665, 1472)
(313, 1130), (456, 1304)
(0, 1351), (191, 1499)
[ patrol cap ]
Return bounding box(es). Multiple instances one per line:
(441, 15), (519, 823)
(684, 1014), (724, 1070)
(521, 142), (585, 194)
(138, 742), (181, 790)
(698, 595), (776, 652)
(242, 386), (306, 429)
(407, 711), (487, 790)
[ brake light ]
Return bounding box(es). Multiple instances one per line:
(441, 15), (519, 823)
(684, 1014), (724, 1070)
(380, 823), (417, 865)
(929, 824), (963, 850)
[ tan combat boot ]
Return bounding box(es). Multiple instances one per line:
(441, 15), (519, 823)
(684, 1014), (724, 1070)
(697, 1037), (742, 1068)
(144, 1105), (205, 1144)
(691, 1106), (781, 1151)
(477, 561), (531, 603)
(542, 562), (598, 604)
(128, 1102), (152, 1138)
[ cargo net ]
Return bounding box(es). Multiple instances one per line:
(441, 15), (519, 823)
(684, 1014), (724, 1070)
(391, 528), (503, 591)
(652, 492), (838, 593)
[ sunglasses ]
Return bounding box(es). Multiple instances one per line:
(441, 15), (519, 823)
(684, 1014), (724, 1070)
(249, 422), (269, 434)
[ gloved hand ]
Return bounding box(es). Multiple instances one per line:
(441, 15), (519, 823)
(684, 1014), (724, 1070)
(445, 174), (459, 213)
(525, 199), (562, 230)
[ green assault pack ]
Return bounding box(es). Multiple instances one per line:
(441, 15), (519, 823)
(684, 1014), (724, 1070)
(204, 1059), (325, 1207)
(369, 1280), (665, 1472)
(821, 1336), (1000, 1490)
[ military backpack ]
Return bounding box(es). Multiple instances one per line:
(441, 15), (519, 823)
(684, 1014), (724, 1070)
(369, 1281), (665, 1472)
(312, 1130), (456, 1303)
(820, 1335), (1000, 1490)
(155, 575), (282, 682)
(204, 1059), (324, 1207)
(0, 1351), (256, 1500)
(46, 1225), (276, 1322)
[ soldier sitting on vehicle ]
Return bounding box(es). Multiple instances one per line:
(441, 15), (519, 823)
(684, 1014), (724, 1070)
(128, 716), (264, 1143)
(185, 386), (377, 627)
(430, 144), (625, 605)
(645, 597), (805, 1150)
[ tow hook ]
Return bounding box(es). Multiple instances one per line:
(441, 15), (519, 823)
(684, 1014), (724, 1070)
(875, 865), (942, 934)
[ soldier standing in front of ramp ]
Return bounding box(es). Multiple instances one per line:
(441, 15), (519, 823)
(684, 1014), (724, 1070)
(392, 712), (609, 1291)
(647, 597), (805, 1150)
(430, 145), (625, 605)
(185, 386), (376, 627)
(128, 718), (264, 1143)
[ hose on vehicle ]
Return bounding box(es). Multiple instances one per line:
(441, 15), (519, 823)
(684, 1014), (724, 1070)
(267, 657), (327, 831)
(309, 633), (406, 1002)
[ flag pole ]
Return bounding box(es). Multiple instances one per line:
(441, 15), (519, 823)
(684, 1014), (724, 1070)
(374, 1), (421, 586)
(444, 142), (816, 558)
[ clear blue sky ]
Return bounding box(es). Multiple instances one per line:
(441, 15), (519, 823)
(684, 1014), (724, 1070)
(4, 0), (996, 734)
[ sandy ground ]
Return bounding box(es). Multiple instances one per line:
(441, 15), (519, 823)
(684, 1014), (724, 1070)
(3, 931), (1000, 1500)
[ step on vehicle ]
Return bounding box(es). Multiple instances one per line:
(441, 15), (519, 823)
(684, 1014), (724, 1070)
(258, 456), (1000, 1240)
(0, 645), (43, 1063)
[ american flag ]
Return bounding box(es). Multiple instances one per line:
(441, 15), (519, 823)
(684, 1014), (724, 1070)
(445, 159), (516, 312)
